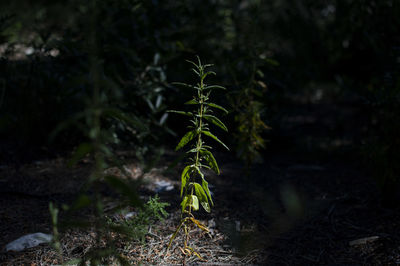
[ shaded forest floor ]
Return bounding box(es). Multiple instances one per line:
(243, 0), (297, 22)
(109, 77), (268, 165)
(1, 92), (400, 265)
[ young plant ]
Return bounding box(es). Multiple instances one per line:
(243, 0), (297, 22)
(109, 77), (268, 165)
(168, 57), (229, 259)
(229, 59), (270, 175)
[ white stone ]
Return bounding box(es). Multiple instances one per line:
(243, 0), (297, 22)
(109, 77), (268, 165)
(6, 233), (53, 252)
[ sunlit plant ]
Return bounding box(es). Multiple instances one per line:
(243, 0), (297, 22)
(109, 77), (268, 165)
(168, 56), (229, 259)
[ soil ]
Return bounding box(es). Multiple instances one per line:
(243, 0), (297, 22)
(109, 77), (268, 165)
(1, 93), (400, 265)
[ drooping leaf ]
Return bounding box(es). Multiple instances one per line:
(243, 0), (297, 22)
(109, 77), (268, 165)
(189, 217), (210, 232)
(202, 131), (229, 150)
(207, 102), (228, 114)
(204, 115), (228, 132)
(181, 195), (189, 212)
(200, 150), (220, 174)
(194, 183), (210, 212)
(190, 195), (199, 211)
(167, 110), (193, 117)
(176, 130), (196, 151)
(180, 165), (193, 197)
(202, 178), (213, 205)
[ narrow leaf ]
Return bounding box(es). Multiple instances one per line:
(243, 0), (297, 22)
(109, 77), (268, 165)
(200, 150), (220, 174)
(181, 196), (189, 212)
(171, 82), (196, 89)
(176, 130), (196, 151)
(207, 102), (228, 114)
(167, 110), (193, 117)
(180, 165), (193, 197)
(202, 131), (229, 150)
(185, 59), (199, 69)
(204, 115), (228, 132)
(202, 178), (213, 205)
(194, 183), (210, 212)
(184, 99), (199, 105)
(202, 71), (216, 80)
(204, 85), (226, 90)
(191, 68), (200, 76)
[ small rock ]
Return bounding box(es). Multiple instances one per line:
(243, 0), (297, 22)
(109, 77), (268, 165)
(6, 233), (53, 252)
(154, 180), (174, 193)
(124, 211), (137, 219)
(349, 236), (380, 246)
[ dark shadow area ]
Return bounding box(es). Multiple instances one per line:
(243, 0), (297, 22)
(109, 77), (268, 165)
(1, 0), (399, 264)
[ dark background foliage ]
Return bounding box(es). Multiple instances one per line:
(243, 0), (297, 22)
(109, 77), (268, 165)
(0, 0), (399, 202)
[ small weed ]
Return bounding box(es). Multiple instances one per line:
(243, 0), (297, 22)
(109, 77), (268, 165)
(123, 195), (169, 242)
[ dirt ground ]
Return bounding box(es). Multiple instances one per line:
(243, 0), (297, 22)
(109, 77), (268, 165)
(1, 94), (400, 265)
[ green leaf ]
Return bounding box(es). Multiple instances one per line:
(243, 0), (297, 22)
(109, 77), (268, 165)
(194, 166), (204, 179)
(68, 142), (93, 167)
(202, 131), (229, 150)
(202, 178), (213, 205)
(176, 130), (196, 151)
(194, 183), (210, 212)
(171, 82), (196, 89)
(191, 195), (199, 211)
(207, 102), (228, 114)
(204, 115), (228, 132)
(191, 68), (200, 76)
(180, 165), (193, 197)
(184, 99), (199, 105)
(167, 110), (193, 117)
(185, 59), (199, 69)
(204, 85), (226, 90)
(200, 150), (220, 174)
(202, 71), (216, 80)
(181, 196), (189, 212)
